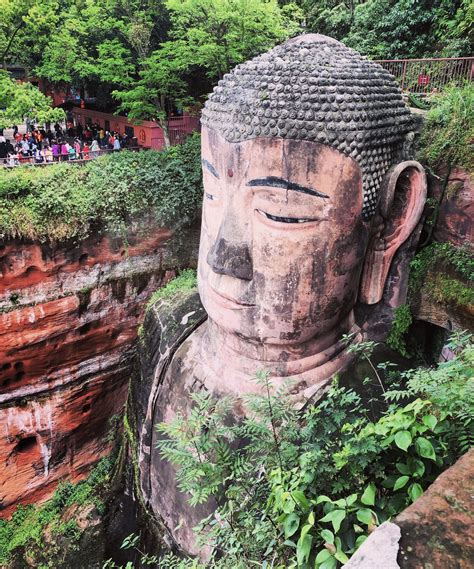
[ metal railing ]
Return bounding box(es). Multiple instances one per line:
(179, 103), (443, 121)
(168, 115), (201, 146)
(374, 57), (473, 94)
(1, 146), (141, 168)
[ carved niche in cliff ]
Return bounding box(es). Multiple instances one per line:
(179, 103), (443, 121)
(136, 34), (427, 554)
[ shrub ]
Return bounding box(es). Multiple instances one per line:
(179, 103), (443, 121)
(0, 456), (114, 566)
(409, 242), (474, 307)
(152, 336), (473, 568)
(418, 83), (474, 170)
(0, 134), (203, 242)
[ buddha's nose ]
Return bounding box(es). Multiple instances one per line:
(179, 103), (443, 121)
(207, 235), (253, 281)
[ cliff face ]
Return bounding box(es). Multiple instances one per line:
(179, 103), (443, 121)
(0, 223), (199, 517)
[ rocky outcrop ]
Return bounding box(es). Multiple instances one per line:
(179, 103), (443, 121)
(396, 449), (474, 569)
(344, 451), (474, 569)
(410, 165), (473, 334)
(432, 166), (473, 252)
(0, 222), (199, 517)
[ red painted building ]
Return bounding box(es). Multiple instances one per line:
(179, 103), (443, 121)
(71, 107), (200, 150)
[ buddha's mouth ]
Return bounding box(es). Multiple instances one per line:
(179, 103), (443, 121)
(209, 286), (255, 309)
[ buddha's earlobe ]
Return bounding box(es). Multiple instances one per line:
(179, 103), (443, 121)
(359, 161), (427, 305)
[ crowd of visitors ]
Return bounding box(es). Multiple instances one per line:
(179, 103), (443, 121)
(0, 120), (136, 167)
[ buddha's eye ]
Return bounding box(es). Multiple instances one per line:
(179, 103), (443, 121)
(205, 192), (219, 201)
(256, 209), (316, 224)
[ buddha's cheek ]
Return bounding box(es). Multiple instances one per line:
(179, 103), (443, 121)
(251, 233), (327, 341)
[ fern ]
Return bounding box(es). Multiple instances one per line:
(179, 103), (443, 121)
(153, 335), (472, 567)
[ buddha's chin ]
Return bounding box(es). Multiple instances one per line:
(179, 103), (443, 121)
(203, 303), (321, 348)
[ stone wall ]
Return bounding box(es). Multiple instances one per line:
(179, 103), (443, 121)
(410, 166), (473, 334)
(0, 222), (199, 517)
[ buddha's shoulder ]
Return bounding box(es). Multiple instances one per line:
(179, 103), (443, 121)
(142, 288), (206, 355)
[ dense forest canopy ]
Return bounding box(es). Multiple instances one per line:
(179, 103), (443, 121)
(1, 0), (472, 121)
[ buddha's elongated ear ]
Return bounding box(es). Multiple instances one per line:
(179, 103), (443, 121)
(359, 161), (427, 305)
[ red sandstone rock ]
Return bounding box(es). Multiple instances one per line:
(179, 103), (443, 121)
(0, 225), (199, 517)
(431, 167), (473, 251)
(396, 449), (474, 568)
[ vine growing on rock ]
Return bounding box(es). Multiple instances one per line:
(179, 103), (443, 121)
(0, 134), (203, 243)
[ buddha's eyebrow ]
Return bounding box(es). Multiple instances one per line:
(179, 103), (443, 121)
(246, 176), (329, 199)
(202, 159), (220, 179)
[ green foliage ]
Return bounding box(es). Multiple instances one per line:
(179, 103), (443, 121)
(146, 269), (197, 310)
(387, 304), (413, 357)
(0, 70), (64, 130)
(409, 242), (474, 306)
(304, 0), (473, 59)
(408, 93), (430, 111)
(0, 456), (114, 566)
(162, 0), (303, 81)
(385, 331), (474, 454)
(0, 134), (202, 242)
(418, 84), (474, 170)
(155, 339), (472, 567)
(113, 0), (303, 123)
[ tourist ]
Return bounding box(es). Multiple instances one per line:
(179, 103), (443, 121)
(68, 142), (76, 160)
(74, 139), (82, 159)
(8, 148), (19, 167)
(82, 142), (90, 160)
(34, 147), (44, 163)
(99, 128), (106, 147)
(90, 139), (99, 158)
(60, 142), (69, 161)
(113, 136), (121, 152)
(0, 139), (7, 164)
(44, 146), (53, 162)
(52, 142), (60, 162)
(21, 137), (31, 157)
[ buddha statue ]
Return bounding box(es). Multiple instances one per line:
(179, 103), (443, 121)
(135, 34), (427, 555)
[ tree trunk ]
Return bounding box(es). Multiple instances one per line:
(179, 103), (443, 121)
(2, 23), (24, 70)
(159, 94), (171, 147)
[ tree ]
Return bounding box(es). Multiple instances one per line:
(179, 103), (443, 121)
(113, 0), (303, 145)
(0, 71), (64, 129)
(303, 0), (473, 59)
(0, 0), (60, 71)
(162, 0), (303, 81)
(113, 48), (190, 146)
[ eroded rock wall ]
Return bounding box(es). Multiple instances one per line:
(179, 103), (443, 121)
(0, 223), (199, 517)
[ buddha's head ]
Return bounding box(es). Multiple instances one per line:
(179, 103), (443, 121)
(198, 34), (426, 346)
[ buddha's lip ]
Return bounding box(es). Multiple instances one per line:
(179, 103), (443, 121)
(209, 286), (255, 309)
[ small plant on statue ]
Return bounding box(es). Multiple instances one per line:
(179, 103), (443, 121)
(147, 333), (473, 568)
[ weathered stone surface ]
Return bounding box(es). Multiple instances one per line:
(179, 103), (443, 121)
(432, 167), (473, 251)
(344, 522), (401, 569)
(411, 263), (474, 331)
(396, 449), (474, 569)
(0, 223), (199, 517)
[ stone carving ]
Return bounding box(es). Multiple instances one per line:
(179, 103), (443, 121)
(137, 34), (427, 554)
(202, 34), (414, 220)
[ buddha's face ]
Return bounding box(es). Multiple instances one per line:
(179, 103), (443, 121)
(198, 127), (371, 344)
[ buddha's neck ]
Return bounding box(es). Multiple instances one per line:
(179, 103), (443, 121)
(199, 311), (362, 390)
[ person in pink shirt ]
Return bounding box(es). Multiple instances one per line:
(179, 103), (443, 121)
(60, 142), (69, 161)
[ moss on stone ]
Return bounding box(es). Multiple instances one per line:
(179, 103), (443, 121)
(0, 456), (114, 567)
(145, 269), (197, 313)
